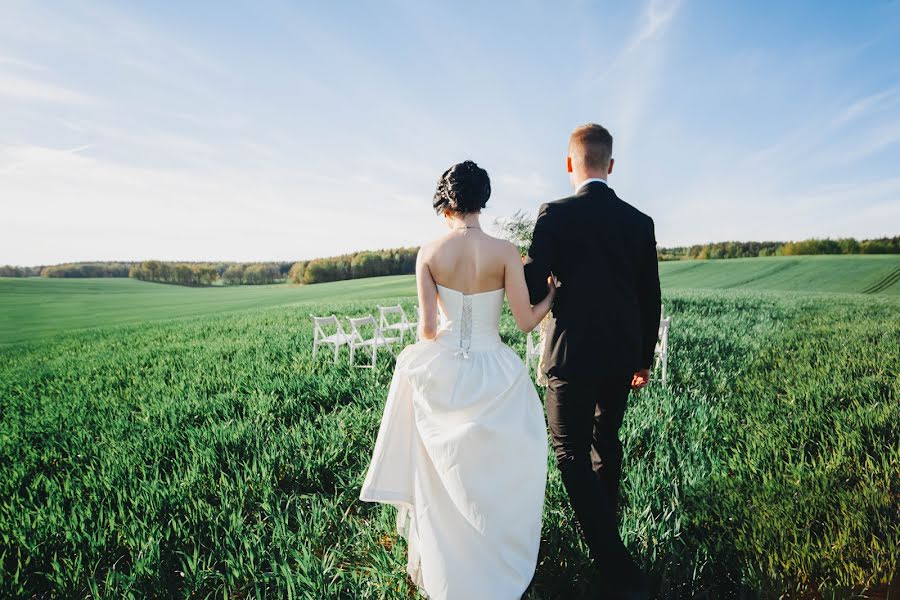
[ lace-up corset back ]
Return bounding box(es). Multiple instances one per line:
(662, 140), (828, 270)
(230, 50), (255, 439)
(435, 284), (504, 353)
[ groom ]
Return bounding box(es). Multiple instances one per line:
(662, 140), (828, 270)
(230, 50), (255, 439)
(524, 123), (661, 599)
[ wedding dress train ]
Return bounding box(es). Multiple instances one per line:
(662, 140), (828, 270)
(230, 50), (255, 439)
(360, 284), (548, 600)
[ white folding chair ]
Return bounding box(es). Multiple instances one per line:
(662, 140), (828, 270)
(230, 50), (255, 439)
(311, 314), (354, 363)
(377, 304), (418, 344)
(347, 315), (400, 368)
(653, 306), (671, 386)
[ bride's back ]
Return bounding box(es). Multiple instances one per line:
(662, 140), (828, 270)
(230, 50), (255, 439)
(424, 229), (510, 294)
(416, 159), (553, 341)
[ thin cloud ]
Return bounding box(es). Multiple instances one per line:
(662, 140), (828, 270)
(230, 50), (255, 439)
(494, 171), (554, 198)
(829, 85), (900, 130)
(0, 143), (442, 264)
(624, 0), (683, 56)
(0, 55), (47, 71)
(0, 73), (97, 105)
(0, 143), (95, 175)
(841, 119), (900, 164)
(748, 84), (900, 170)
(592, 0), (683, 83)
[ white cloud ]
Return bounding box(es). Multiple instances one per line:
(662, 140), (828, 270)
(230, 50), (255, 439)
(495, 171), (553, 194)
(830, 86), (900, 129)
(0, 144), (444, 264)
(653, 172), (900, 247)
(624, 0), (683, 56)
(0, 73), (97, 105)
(0, 55), (47, 71)
(0, 143), (94, 175)
(591, 0), (683, 84)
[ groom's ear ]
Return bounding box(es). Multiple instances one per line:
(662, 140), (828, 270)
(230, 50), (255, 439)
(566, 155), (573, 173)
(608, 158), (614, 175)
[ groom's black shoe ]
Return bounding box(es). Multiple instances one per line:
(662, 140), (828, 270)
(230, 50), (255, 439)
(594, 577), (649, 600)
(592, 560), (649, 600)
(617, 575), (650, 600)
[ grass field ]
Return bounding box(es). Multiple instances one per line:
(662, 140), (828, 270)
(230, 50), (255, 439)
(0, 275), (416, 345)
(0, 256), (898, 599)
(659, 254), (900, 294)
(2, 255), (898, 345)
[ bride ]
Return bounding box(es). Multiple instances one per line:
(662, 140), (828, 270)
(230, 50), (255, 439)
(359, 160), (556, 599)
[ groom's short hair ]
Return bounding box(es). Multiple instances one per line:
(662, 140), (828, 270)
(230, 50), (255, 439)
(569, 123), (613, 170)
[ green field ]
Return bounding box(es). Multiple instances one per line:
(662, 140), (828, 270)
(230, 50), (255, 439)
(2, 255), (898, 345)
(0, 275), (416, 345)
(0, 256), (898, 599)
(659, 254), (900, 294)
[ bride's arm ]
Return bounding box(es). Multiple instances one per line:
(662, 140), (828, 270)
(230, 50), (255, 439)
(503, 242), (556, 333)
(415, 246), (439, 340)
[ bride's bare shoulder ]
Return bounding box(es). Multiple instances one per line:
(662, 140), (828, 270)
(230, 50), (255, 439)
(485, 235), (520, 258)
(419, 234), (449, 256)
(418, 234), (456, 264)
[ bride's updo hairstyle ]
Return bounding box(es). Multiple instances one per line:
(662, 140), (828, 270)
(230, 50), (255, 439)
(433, 160), (491, 215)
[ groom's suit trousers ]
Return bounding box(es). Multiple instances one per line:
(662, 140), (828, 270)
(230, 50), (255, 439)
(544, 373), (635, 574)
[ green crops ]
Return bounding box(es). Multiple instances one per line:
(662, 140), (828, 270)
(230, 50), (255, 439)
(0, 268), (897, 599)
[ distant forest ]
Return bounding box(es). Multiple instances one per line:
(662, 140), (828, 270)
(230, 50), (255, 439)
(288, 248), (418, 284)
(0, 248), (418, 286)
(1, 237), (896, 284)
(128, 261), (292, 286)
(657, 236), (900, 261)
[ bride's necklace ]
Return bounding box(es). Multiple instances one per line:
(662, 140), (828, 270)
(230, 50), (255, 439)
(452, 225), (480, 231)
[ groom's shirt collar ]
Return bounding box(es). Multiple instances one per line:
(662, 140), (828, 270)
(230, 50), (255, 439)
(575, 177), (607, 193)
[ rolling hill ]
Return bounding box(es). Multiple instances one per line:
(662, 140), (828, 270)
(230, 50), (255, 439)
(1, 255), (897, 345)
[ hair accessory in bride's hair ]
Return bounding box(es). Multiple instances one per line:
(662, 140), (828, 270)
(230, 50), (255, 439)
(433, 160), (491, 215)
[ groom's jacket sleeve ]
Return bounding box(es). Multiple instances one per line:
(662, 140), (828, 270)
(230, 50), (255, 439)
(524, 203), (554, 305)
(639, 217), (662, 369)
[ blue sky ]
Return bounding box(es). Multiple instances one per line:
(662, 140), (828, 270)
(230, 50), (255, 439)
(1, 0), (899, 265)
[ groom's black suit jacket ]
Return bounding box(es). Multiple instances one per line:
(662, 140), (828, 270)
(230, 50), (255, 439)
(524, 181), (661, 381)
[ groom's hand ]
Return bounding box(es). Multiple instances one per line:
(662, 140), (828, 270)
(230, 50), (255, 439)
(631, 368), (651, 390)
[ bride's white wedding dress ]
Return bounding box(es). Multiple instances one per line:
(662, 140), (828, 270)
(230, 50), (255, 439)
(360, 284), (548, 600)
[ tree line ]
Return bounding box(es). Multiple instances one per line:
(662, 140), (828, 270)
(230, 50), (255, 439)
(128, 261), (292, 286)
(0, 261), (291, 285)
(3, 235), (897, 283)
(0, 265), (43, 277)
(287, 247), (418, 284)
(660, 236), (900, 260)
(220, 263), (285, 285)
(40, 262), (134, 278)
(129, 262), (220, 286)
(0, 251), (418, 285)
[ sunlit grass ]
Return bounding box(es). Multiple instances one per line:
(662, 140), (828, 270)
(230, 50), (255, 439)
(1, 283), (897, 598)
